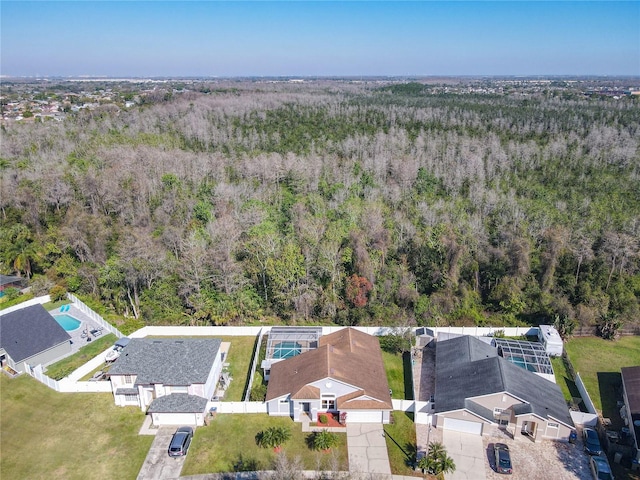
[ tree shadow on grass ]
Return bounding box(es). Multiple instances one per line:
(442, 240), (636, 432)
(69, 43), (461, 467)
(385, 431), (417, 468)
(402, 351), (414, 400)
(597, 372), (623, 428)
(232, 453), (260, 472)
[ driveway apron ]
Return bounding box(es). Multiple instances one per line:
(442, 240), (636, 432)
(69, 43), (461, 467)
(442, 430), (486, 480)
(346, 423), (392, 479)
(137, 426), (186, 480)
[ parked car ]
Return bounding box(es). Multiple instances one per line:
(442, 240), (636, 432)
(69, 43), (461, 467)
(583, 428), (603, 456)
(589, 455), (614, 480)
(494, 443), (513, 474)
(168, 426), (194, 457)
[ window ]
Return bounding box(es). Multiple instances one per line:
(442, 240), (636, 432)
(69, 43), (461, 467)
(321, 394), (336, 410)
(279, 398), (289, 404)
(494, 407), (509, 426)
(547, 422), (559, 429)
(172, 386), (188, 394)
(124, 375), (134, 384)
(124, 394), (138, 402)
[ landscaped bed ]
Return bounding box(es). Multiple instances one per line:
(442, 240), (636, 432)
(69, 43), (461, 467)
(0, 374), (152, 480)
(182, 413), (348, 475)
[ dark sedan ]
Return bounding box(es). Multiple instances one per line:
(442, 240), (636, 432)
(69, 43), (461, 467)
(494, 443), (513, 474)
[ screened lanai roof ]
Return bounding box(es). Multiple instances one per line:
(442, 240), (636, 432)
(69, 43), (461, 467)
(266, 327), (323, 361)
(492, 338), (554, 376)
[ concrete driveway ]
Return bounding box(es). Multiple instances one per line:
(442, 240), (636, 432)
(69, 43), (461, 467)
(137, 426), (187, 480)
(346, 423), (392, 479)
(442, 430), (486, 480)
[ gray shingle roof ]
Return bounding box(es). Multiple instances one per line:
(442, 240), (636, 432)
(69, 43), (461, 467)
(148, 393), (208, 413)
(109, 338), (221, 386)
(0, 304), (71, 363)
(434, 335), (573, 427)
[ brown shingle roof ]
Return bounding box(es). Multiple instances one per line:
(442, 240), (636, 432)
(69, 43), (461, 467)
(266, 328), (392, 410)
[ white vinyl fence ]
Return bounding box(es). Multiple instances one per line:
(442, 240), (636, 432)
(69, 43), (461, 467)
(25, 364), (111, 393)
(67, 293), (124, 338)
(209, 401), (268, 414)
(575, 372), (598, 414)
(0, 295), (51, 315)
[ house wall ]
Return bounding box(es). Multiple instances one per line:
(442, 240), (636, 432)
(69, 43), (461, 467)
(434, 410), (491, 427)
(267, 396), (294, 417)
(13, 341), (72, 373)
(203, 348), (224, 400)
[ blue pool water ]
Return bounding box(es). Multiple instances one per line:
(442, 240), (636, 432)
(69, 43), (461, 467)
(54, 314), (82, 332)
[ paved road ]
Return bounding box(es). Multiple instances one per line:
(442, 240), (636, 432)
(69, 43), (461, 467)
(442, 429), (487, 480)
(137, 426), (186, 480)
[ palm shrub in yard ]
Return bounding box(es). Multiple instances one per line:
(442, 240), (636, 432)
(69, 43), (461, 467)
(309, 429), (338, 451)
(417, 442), (455, 476)
(256, 426), (292, 451)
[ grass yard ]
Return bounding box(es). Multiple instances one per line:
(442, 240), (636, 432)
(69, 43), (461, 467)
(551, 356), (582, 405)
(382, 350), (411, 400)
(0, 374), (152, 480)
(182, 414), (348, 475)
(384, 411), (421, 477)
(45, 333), (116, 380)
(565, 336), (640, 422)
(218, 336), (258, 401)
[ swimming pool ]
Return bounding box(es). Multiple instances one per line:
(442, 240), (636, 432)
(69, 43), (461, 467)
(54, 314), (82, 332)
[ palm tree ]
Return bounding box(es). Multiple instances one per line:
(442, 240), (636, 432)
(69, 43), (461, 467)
(256, 426), (291, 451)
(310, 429), (338, 451)
(417, 442), (456, 476)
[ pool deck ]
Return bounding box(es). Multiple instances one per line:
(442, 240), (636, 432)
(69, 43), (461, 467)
(46, 304), (112, 361)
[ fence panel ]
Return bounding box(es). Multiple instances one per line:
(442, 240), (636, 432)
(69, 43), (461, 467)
(0, 295), (51, 316)
(210, 402), (268, 414)
(575, 373), (598, 414)
(67, 293), (124, 338)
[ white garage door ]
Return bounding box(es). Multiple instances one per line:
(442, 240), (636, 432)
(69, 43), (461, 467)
(443, 417), (483, 435)
(155, 413), (197, 426)
(344, 411), (382, 423)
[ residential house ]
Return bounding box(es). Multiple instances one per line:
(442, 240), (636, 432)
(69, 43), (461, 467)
(433, 335), (574, 441)
(108, 338), (223, 426)
(621, 366), (640, 464)
(0, 304), (71, 373)
(265, 328), (393, 424)
(0, 274), (27, 294)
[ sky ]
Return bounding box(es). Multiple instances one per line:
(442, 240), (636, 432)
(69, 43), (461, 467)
(1, 1), (639, 77)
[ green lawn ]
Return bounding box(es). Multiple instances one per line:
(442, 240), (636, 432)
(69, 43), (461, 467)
(182, 414), (348, 475)
(565, 336), (640, 421)
(218, 336), (258, 401)
(382, 350), (412, 400)
(384, 411), (421, 477)
(45, 334), (117, 380)
(551, 356), (581, 405)
(0, 374), (152, 480)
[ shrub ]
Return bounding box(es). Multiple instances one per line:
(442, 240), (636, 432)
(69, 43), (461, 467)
(256, 426), (291, 449)
(49, 285), (68, 302)
(318, 414), (328, 424)
(309, 429), (338, 451)
(250, 383), (267, 401)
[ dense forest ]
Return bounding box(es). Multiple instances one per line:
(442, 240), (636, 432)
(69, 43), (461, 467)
(1, 81), (639, 336)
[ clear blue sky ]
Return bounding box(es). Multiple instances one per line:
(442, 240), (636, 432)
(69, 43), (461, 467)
(1, 1), (639, 77)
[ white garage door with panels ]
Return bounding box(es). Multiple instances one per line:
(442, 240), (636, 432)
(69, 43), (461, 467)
(442, 417), (483, 435)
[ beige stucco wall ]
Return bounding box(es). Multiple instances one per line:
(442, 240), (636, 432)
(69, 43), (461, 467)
(470, 391), (523, 412)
